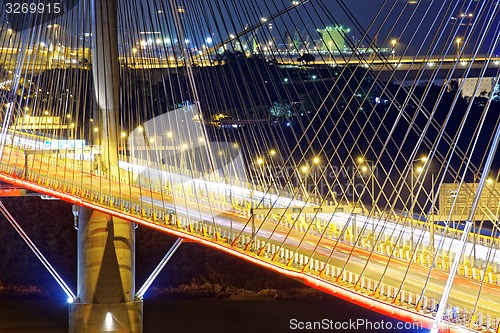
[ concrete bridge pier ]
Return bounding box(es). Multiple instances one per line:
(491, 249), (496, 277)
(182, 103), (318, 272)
(69, 207), (142, 332)
(69, 0), (143, 328)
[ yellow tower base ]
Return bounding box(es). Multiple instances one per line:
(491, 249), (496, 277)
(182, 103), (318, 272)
(69, 207), (143, 332)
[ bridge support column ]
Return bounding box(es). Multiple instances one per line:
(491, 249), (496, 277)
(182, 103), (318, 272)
(69, 207), (142, 332)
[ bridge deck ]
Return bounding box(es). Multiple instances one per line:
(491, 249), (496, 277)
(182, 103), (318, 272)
(0, 143), (497, 332)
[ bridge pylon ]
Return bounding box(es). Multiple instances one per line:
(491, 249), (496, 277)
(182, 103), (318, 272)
(69, 0), (142, 330)
(69, 207), (142, 332)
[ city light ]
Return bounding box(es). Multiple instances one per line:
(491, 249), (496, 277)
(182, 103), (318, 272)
(456, 37), (462, 56)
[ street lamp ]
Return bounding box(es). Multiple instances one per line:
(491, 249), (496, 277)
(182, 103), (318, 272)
(258, 148), (278, 187)
(407, 156), (425, 250)
(47, 24), (59, 44)
(391, 39), (397, 61)
(312, 156), (320, 197)
(411, 155), (428, 211)
(356, 157), (375, 209)
(300, 165), (309, 194)
(414, 157), (437, 252)
(456, 37), (461, 57)
(328, 41), (333, 61)
(133, 46), (140, 66)
(7, 28), (12, 49)
(409, 155), (433, 247)
(254, 150), (279, 189)
(179, 143), (189, 171)
(255, 157), (265, 186)
(266, 149), (279, 190)
(120, 132), (127, 154)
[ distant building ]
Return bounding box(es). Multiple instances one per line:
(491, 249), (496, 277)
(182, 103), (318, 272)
(459, 77), (495, 98)
(438, 181), (500, 221)
(317, 26), (350, 53)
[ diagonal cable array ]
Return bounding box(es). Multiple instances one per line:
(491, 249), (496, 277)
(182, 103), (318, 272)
(0, 0), (499, 330)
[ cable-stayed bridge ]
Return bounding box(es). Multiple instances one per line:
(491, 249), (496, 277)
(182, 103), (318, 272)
(0, 0), (499, 332)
